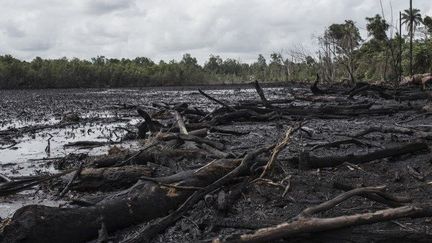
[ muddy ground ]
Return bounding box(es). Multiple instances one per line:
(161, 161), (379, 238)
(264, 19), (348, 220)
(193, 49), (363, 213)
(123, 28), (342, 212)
(0, 83), (432, 242)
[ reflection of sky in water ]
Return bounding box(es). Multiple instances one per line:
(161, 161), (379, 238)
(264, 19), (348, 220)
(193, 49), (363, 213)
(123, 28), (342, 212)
(0, 118), (141, 217)
(0, 111), (118, 131)
(0, 117), (58, 131)
(0, 119), (140, 175)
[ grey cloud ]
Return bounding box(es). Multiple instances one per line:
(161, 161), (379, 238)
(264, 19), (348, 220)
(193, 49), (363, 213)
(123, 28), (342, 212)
(2, 22), (26, 38)
(14, 39), (54, 52)
(0, 0), (431, 63)
(84, 0), (136, 15)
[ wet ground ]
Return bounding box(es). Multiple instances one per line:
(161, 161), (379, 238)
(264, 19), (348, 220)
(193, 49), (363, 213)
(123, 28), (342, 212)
(1, 84), (432, 242)
(0, 86), (292, 218)
(0, 86), (294, 169)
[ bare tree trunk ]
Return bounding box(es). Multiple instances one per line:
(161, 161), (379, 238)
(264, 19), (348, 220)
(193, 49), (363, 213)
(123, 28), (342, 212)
(410, 0), (413, 76)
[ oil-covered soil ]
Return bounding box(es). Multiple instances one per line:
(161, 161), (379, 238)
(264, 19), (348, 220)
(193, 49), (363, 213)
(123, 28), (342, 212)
(0, 83), (432, 243)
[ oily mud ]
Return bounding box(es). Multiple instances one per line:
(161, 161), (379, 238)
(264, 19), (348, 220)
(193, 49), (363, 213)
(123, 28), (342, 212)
(0, 82), (432, 243)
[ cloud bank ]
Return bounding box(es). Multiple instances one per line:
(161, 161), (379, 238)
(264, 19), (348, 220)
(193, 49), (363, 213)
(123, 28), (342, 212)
(1, 0), (431, 63)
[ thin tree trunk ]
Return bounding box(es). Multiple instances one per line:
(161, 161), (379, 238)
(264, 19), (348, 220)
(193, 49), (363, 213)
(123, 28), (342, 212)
(410, 0), (413, 76)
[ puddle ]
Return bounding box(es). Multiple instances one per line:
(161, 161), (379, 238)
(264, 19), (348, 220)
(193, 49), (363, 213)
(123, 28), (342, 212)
(0, 119), (141, 175)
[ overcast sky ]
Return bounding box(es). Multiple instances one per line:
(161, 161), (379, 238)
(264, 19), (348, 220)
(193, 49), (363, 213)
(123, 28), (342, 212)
(1, 0), (431, 63)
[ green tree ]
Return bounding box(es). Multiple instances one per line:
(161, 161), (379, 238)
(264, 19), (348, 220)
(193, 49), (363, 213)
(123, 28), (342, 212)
(204, 55), (222, 74)
(250, 54), (267, 81)
(401, 8), (423, 33)
(325, 20), (362, 83)
(423, 16), (432, 37)
(268, 53), (284, 81)
(366, 14), (389, 42)
(412, 40), (432, 74)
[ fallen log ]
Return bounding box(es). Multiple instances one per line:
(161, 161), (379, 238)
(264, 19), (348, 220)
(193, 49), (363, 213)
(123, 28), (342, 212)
(0, 170), (75, 197)
(209, 109), (278, 125)
(121, 146), (274, 243)
(211, 187), (432, 243)
(309, 138), (372, 151)
(198, 143), (230, 158)
(63, 141), (118, 148)
(198, 89), (236, 112)
(174, 111), (188, 135)
(89, 148), (208, 168)
(238, 98), (293, 107)
(280, 105), (417, 117)
(348, 84), (393, 99)
(0, 157), (250, 243)
(209, 127), (249, 136)
(156, 133), (225, 151)
(299, 141), (429, 169)
(69, 165), (153, 191)
(217, 204), (432, 243)
(332, 182), (411, 207)
(352, 125), (414, 138)
(309, 228), (432, 243)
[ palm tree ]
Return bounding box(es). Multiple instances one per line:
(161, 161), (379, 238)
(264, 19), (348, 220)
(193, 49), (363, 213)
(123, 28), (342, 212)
(401, 0), (423, 76)
(401, 8), (422, 32)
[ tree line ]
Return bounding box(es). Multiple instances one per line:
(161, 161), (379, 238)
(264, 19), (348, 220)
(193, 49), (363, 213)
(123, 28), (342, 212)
(0, 53), (317, 89)
(0, 5), (431, 89)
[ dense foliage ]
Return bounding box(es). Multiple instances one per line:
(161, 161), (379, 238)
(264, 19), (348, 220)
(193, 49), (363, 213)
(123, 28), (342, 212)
(1, 9), (431, 89)
(0, 53), (315, 89)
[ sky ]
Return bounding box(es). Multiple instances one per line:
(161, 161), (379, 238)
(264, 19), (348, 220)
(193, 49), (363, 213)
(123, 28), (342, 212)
(0, 0), (431, 64)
